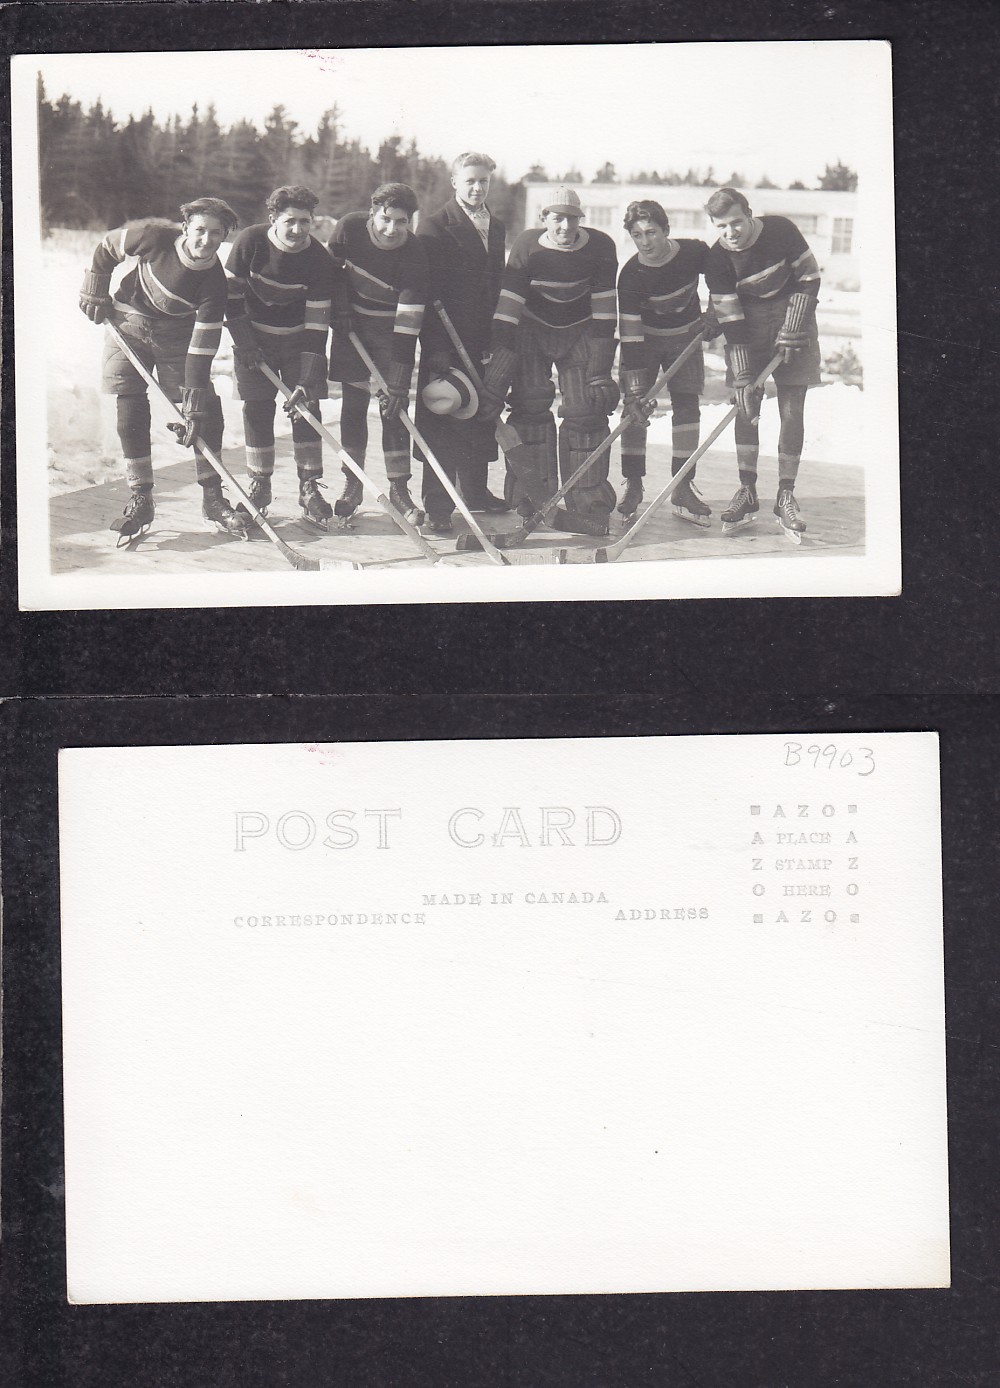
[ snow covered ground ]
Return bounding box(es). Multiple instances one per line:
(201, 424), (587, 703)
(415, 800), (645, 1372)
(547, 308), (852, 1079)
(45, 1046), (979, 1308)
(41, 229), (865, 496)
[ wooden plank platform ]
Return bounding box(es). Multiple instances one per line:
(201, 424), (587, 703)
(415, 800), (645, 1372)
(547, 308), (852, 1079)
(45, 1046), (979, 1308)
(50, 441), (865, 576)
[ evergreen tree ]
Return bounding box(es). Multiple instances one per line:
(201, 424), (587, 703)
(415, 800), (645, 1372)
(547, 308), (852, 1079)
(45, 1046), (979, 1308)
(817, 160), (858, 191)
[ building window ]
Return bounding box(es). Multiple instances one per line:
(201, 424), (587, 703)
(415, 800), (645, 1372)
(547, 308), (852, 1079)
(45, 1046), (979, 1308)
(586, 206), (613, 227)
(774, 211), (818, 235)
(668, 209), (704, 230)
(832, 217), (854, 254)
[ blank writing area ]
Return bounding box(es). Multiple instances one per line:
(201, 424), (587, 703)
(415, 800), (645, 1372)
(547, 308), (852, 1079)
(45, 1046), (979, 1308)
(58, 737), (949, 1302)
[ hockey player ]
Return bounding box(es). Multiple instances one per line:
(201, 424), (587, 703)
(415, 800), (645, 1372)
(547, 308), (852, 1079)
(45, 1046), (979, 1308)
(617, 199), (717, 526)
(79, 197), (247, 540)
(478, 185), (619, 535)
(326, 183), (429, 525)
(224, 185), (336, 528)
(704, 187), (822, 540)
(414, 151), (509, 534)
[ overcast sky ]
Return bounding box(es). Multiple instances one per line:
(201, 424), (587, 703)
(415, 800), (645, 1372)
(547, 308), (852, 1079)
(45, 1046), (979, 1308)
(27, 42), (887, 188)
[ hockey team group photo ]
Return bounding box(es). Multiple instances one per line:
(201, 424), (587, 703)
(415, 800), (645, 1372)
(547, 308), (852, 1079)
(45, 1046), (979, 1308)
(14, 43), (896, 601)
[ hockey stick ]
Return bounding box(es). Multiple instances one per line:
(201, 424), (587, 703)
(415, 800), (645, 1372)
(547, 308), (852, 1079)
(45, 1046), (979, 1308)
(106, 322), (360, 572)
(348, 330), (524, 567)
(431, 299), (524, 461)
(590, 352), (784, 564)
(254, 359), (448, 567)
(456, 326), (708, 553)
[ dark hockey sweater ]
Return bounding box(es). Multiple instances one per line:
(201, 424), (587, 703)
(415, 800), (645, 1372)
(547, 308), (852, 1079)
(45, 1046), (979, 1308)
(91, 221), (227, 388)
(491, 227), (618, 351)
(705, 215), (820, 345)
(225, 224), (334, 357)
(617, 239), (708, 369)
(327, 211), (429, 366)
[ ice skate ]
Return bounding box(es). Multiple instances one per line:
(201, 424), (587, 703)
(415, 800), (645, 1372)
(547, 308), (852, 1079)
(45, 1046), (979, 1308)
(247, 475), (272, 515)
(389, 479), (425, 526)
(774, 487), (806, 544)
(671, 477), (712, 528)
(721, 483), (759, 535)
(110, 489), (155, 547)
(423, 514), (454, 536)
(299, 477), (333, 531)
(551, 507), (610, 537)
(234, 475), (273, 531)
(617, 477), (644, 520)
(334, 472), (364, 526)
(202, 485), (250, 540)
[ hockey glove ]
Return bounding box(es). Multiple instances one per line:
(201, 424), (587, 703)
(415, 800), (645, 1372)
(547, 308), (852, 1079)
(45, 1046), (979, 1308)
(477, 346), (516, 423)
(79, 270), (112, 324)
(174, 386), (215, 448)
(701, 305), (724, 342)
(586, 339), (621, 414)
(378, 358), (412, 422)
(729, 344), (763, 425)
(235, 346), (265, 372)
(775, 292), (814, 363)
(621, 368), (654, 429)
(283, 352), (327, 420)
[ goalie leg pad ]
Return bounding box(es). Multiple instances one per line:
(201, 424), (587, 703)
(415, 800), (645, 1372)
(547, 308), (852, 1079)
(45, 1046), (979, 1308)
(507, 340), (558, 510)
(558, 416), (615, 525)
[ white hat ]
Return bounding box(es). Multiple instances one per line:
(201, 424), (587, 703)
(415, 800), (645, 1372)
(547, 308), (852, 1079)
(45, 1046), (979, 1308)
(421, 368), (479, 420)
(541, 185), (584, 217)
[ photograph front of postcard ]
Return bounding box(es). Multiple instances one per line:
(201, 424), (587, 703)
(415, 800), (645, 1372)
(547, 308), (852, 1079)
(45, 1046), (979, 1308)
(59, 734), (948, 1303)
(14, 41), (897, 608)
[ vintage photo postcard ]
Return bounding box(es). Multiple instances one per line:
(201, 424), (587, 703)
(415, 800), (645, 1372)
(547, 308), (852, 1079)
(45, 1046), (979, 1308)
(12, 40), (898, 609)
(59, 732), (948, 1304)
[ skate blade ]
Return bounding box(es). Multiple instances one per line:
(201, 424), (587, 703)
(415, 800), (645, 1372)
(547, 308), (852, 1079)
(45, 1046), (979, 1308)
(775, 517), (804, 545)
(299, 510), (331, 532)
(721, 515), (758, 536)
(111, 521), (152, 548)
(234, 503), (271, 539)
(673, 506), (712, 528)
(206, 518), (251, 541)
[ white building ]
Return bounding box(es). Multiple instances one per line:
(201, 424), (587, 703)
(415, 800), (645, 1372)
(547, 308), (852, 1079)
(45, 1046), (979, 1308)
(522, 183), (860, 289)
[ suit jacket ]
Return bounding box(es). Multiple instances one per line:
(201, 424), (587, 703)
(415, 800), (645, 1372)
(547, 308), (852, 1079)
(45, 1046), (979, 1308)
(416, 197), (506, 365)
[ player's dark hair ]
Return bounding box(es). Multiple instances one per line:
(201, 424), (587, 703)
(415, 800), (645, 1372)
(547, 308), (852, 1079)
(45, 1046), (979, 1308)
(179, 197), (239, 236)
(371, 182), (418, 216)
(624, 200), (670, 233)
(266, 185), (319, 218)
(705, 187), (752, 220)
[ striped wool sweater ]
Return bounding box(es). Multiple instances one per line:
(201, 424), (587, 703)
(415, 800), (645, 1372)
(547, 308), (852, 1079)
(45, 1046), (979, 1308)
(327, 211), (429, 366)
(617, 239), (708, 370)
(224, 224), (335, 358)
(91, 221), (227, 388)
(705, 215), (821, 345)
(491, 228), (618, 351)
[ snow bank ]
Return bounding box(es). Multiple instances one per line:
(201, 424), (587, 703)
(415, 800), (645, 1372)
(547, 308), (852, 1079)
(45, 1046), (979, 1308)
(642, 380), (863, 464)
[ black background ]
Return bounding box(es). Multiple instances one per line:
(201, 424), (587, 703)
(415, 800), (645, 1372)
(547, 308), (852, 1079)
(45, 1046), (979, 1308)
(2, 2), (998, 1384)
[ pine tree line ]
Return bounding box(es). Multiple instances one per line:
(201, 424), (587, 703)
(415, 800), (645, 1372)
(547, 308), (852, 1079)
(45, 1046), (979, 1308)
(36, 80), (526, 235)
